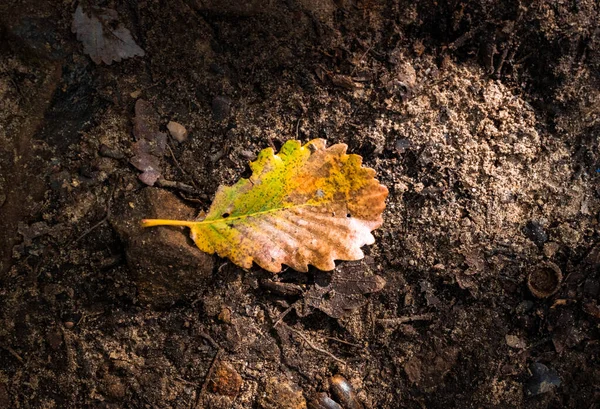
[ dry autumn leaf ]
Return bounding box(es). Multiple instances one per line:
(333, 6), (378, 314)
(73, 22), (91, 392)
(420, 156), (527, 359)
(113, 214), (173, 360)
(72, 5), (145, 65)
(142, 139), (388, 272)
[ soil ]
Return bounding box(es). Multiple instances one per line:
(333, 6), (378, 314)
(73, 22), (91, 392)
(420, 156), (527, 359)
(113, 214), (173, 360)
(1, 1), (599, 408)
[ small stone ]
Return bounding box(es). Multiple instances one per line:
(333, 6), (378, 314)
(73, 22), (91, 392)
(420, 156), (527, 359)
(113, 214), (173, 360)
(109, 188), (214, 306)
(523, 221), (547, 247)
(167, 121), (188, 142)
(524, 363), (561, 396)
(99, 144), (125, 160)
(130, 152), (160, 173)
(212, 96), (232, 122)
(218, 307), (232, 324)
(505, 334), (526, 349)
(104, 374), (127, 400)
(258, 377), (306, 409)
(46, 329), (63, 350)
(556, 223), (581, 247)
(64, 321), (75, 329)
(394, 181), (408, 193)
(404, 356), (422, 384)
(543, 242), (560, 258)
(240, 150), (256, 160)
(138, 170), (161, 186)
(209, 362), (242, 397)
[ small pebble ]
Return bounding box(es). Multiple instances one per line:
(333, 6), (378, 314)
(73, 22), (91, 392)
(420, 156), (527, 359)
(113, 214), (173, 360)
(46, 330), (63, 350)
(212, 96), (232, 121)
(524, 363), (561, 396)
(330, 375), (363, 409)
(308, 392), (343, 409)
(258, 377), (306, 409)
(99, 144), (125, 160)
(543, 242), (559, 258)
(523, 221), (548, 247)
(167, 121), (188, 142)
(240, 150), (256, 160)
(209, 361), (242, 397)
(505, 334), (526, 349)
(104, 374), (127, 400)
(218, 307), (232, 324)
(138, 170), (161, 186)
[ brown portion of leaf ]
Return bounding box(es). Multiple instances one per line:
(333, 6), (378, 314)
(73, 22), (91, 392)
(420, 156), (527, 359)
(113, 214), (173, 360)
(304, 260), (386, 318)
(72, 5), (145, 65)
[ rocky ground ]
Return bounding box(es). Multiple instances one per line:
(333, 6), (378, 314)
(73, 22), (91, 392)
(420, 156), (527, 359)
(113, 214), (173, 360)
(0, 0), (599, 408)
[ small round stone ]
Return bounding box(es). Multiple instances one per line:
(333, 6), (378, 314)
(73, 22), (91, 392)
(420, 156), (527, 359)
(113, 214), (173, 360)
(167, 121), (188, 142)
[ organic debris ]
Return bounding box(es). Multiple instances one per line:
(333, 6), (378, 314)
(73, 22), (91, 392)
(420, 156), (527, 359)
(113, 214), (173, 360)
(72, 5), (145, 65)
(130, 99), (166, 186)
(142, 139), (388, 272)
(305, 261), (386, 318)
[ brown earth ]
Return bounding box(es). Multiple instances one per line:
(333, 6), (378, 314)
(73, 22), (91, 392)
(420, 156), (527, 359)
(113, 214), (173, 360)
(1, 0), (599, 408)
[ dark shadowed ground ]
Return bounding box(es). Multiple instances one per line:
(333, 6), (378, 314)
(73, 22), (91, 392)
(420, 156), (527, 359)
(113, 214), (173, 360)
(0, 1), (599, 408)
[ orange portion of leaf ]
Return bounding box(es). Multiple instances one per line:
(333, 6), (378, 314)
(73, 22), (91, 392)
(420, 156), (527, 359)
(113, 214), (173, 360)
(142, 139), (388, 272)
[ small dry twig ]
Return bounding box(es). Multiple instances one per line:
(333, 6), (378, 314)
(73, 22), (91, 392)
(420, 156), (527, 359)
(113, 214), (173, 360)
(282, 323), (346, 364)
(272, 305), (295, 328)
(195, 348), (223, 408)
(325, 336), (363, 348)
(156, 178), (195, 194)
(376, 313), (434, 326)
(71, 183), (116, 244)
(2, 345), (24, 363)
(166, 141), (199, 191)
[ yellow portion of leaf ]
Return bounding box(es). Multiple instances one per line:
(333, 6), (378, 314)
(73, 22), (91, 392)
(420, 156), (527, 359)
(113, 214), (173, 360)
(142, 139), (388, 272)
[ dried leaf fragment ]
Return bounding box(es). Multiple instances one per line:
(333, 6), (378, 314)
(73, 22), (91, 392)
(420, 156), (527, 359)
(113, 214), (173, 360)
(142, 139), (388, 272)
(72, 5), (145, 65)
(129, 100), (166, 186)
(305, 261), (386, 318)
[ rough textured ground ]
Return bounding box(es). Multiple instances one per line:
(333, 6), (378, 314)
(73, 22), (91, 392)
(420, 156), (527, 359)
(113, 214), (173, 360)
(1, 0), (599, 408)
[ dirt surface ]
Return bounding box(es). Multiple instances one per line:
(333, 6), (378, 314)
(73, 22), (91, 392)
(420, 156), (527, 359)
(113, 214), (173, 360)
(1, 1), (599, 408)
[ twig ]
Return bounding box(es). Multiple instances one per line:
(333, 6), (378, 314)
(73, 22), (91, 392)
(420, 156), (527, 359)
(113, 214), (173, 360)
(71, 183), (116, 244)
(2, 345), (24, 363)
(156, 178), (195, 194)
(325, 336), (363, 348)
(60, 327), (77, 372)
(196, 348), (222, 408)
(198, 331), (220, 350)
(283, 323), (346, 364)
(166, 141), (198, 190)
(376, 313), (434, 326)
(272, 305), (294, 328)
(350, 45), (373, 76)
(72, 213), (109, 244)
(295, 118), (301, 139)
